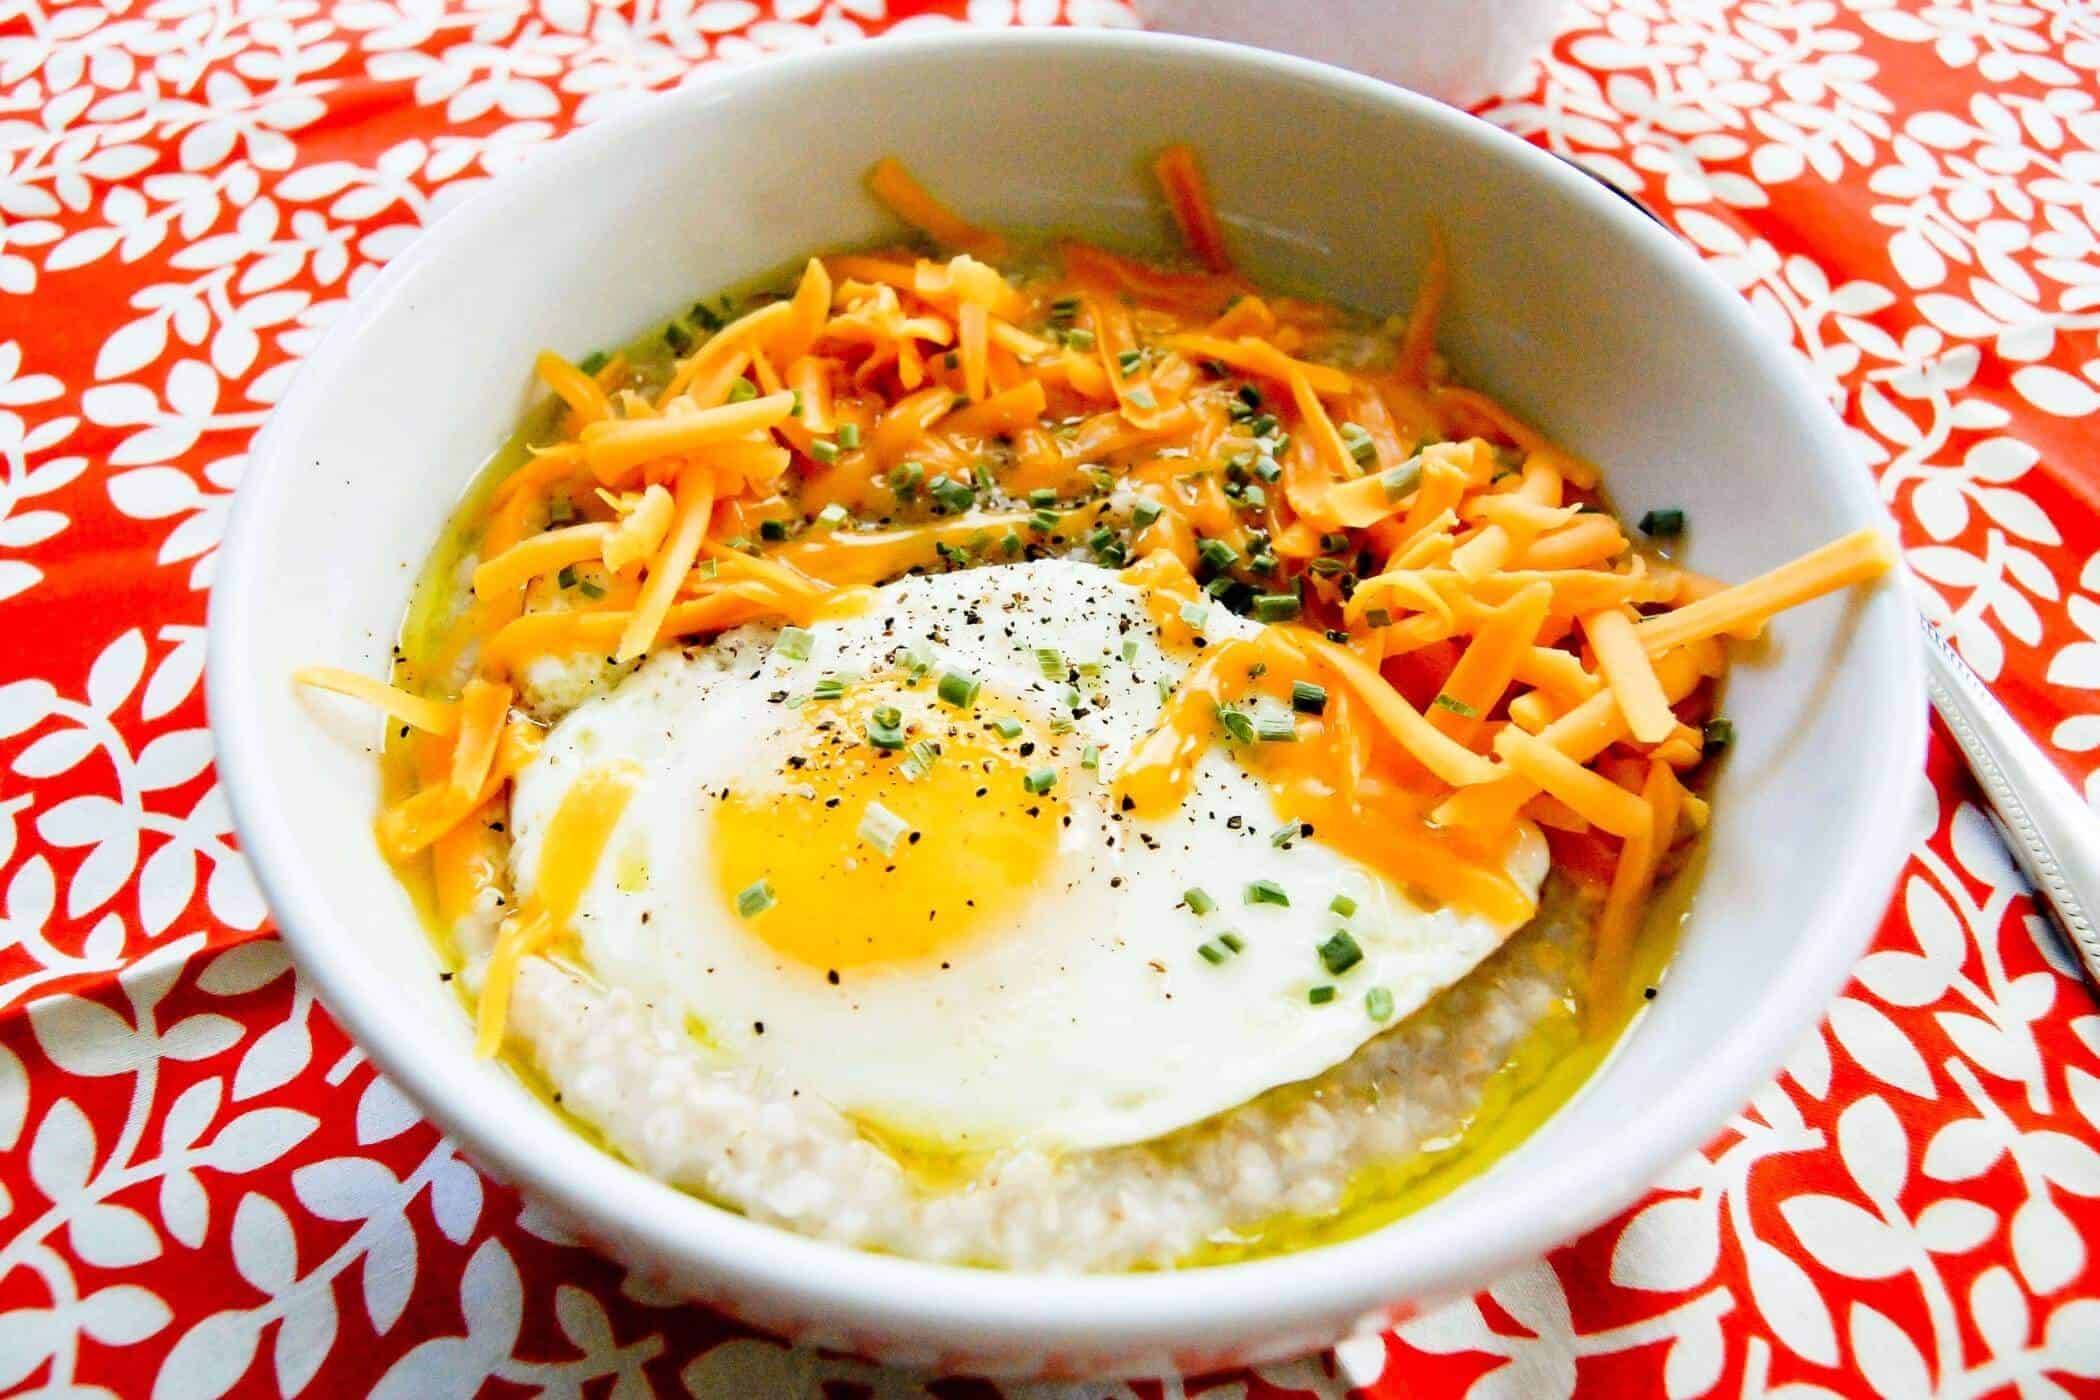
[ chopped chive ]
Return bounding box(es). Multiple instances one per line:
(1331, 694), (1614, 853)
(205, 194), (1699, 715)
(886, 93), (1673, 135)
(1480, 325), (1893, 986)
(1253, 457), (1283, 484)
(1029, 507), (1061, 533)
(903, 641), (935, 679)
(836, 422), (862, 450)
(1366, 986), (1395, 1021)
(991, 715), (1025, 740)
(857, 801), (910, 855)
(1340, 422), (1377, 465)
(1122, 639), (1140, 664)
(1639, 507), (1686, 537)
(1704, 718), (1735, 750)
(546, 497), (575, 525)
(1125, 385), (1158, 410)
(1291, 681), (1328, 715)
(1246, 879), (1290, 908)
(1308, 985), (1336, 1005)
(812, 677), (847, 701)
(1002, 531), (1023, 556)
(1081, 744), (1100, 770)
(865, 706), (906, 750)
(1185, 887), (1217, 916)
(937, 670), (981, 709)
(1270, 820), (1305, 848)
(1329, 893), (1358, 918)
(814, 503), (850, 529)
(1117, 348), (1144, 374)
(900, 739), (940, 780)
(1252, 594), (1302, 623)
(578, 350), (609, 374)
(776, 626), (814, 662)
(930, 476), (976, 513)
(1032, 645), (1065, 680)
(663, 321), (692, 354)
(889, 461), (923, 497)
(789, 390), (804, 418)
(1064, 328), (1096, 350)
(759, 518), (789, 542)
(1132, 498), (1164, 528)
(1029, 488), (1059, 508)
(1197, 538), (1240, 572)
(1198, 941), (1228, 965)
(1317, 930), (1364, 976)
(1365, 607), (1394, 629)
(735, 879), (775, 918)
(556, 564), (579, 589)
(1432, 693), (1479, 718)
(1219, 931), (1245, 953)
(1023, 766), (1057, 794)
(1179, 600), (1210, 630)
(726, 377), (759, 403)
(809, 438), (840, 465)
(1218, 707), (1256, 743)
(1255, 711), (1298, 743)
(1382, 459), (1424, 500)
(577, 579), (604, 599)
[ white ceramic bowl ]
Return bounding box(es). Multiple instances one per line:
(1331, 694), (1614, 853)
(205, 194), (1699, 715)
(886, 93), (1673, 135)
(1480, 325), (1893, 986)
(209, 29), (1925, 1379)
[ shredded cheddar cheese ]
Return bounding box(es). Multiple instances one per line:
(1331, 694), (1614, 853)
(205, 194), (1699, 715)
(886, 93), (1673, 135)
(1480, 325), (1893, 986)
(296, 149), (1896, 1051)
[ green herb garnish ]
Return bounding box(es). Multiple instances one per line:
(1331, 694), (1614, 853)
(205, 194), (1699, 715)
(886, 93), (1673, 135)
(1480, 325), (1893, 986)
(1246, 879), (1290, 908)
(937, 670), (981, 709)
(1317, 930), (1364, 976)
(866, 706), (906, 750)
(857, 801), (909, 855)
(735, 879), (774, 918)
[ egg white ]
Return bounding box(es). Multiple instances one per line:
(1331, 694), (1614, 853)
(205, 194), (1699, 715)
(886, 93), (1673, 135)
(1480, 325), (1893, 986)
(508, 559), (1546, 1154)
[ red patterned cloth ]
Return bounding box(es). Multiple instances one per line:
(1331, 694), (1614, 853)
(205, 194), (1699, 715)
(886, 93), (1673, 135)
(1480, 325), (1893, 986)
(3, 1), (2098, 1395)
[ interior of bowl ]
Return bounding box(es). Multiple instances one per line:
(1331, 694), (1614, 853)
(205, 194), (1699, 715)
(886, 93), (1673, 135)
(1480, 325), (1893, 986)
(209, 29), (1922, 1374)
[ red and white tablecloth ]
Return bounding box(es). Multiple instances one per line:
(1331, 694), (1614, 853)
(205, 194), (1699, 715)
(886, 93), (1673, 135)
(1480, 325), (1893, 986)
(3, 1), (2099, 1394)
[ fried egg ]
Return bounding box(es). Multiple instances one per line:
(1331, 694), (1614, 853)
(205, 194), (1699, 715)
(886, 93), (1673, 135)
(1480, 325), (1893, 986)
(507, 559), (1546, 1153)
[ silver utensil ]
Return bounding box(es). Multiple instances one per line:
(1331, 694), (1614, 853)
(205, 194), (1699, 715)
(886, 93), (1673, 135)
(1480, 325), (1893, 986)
(1922, 617), (2100, 994)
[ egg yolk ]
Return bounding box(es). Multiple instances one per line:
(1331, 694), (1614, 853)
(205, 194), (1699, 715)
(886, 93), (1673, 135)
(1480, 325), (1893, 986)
(711, 689), (1066, 969)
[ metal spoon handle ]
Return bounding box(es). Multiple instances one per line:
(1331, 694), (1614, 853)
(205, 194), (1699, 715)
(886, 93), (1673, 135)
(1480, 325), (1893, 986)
(1921, 617), (2100, 992)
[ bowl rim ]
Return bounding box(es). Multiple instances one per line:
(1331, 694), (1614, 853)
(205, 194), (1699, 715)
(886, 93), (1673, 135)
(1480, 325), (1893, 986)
(208, 26), (1927, 1356)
